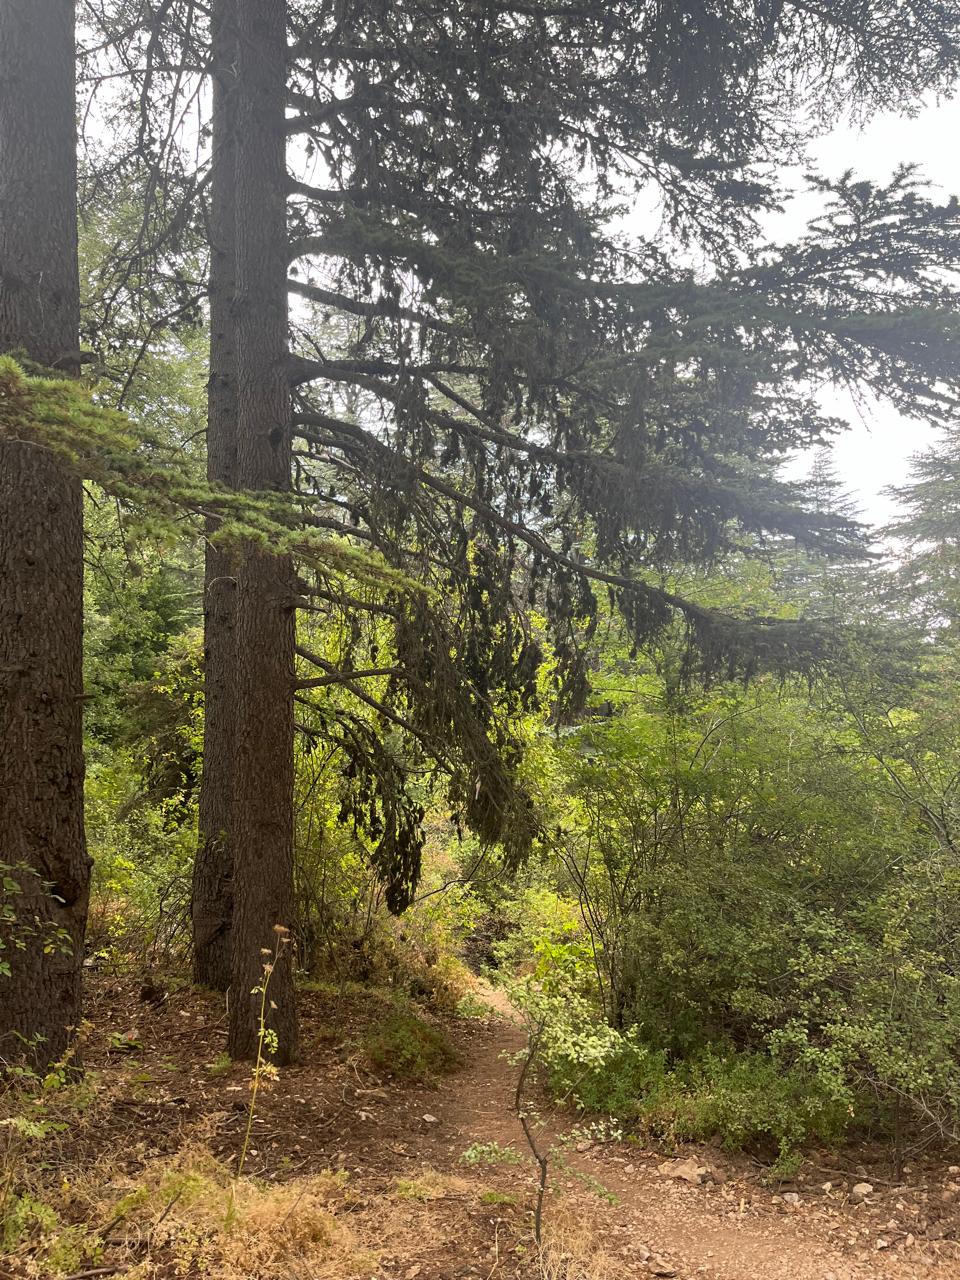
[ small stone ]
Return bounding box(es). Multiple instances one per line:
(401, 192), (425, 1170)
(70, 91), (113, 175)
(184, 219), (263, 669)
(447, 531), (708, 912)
(657, 1156), (709, 1185)
(876, 1239), (890, 1251)
(851, 1182), (874, 1204)
(624, 1163), (635, 1174)
(422, 1113), (439, 1124)
(634, 1245), (651, 1263)
(821, 1181), (834, 1194)
(941, 1188), (956, 1204)
(948, 1165), (959, 1175)
(648, 1259), (677, 1278)
(783, 1192), (801, 1207)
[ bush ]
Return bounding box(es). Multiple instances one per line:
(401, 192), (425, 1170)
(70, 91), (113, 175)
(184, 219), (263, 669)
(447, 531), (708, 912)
(363, 1004), (463, 1080)
(496, 887), (870, 1160)
(512, 675), (960, 1154)
(635, 1050), (851, 1161)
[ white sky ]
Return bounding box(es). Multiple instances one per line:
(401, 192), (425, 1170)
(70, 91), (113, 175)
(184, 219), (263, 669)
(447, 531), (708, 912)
(786, 98), (960, 527)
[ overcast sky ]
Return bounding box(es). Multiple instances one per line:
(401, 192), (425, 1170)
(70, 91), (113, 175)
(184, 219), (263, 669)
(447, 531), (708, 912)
(785, 97), (960, 528)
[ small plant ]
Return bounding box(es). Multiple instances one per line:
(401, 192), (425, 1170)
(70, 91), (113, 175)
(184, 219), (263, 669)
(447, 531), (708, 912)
(236, 926), (290, 1181)
(2, 1191), (60, 1253)
(460, 1141), (524, 1167)
(0, 861), (75, 981)
(513, 1018), (550, 1247)
(0, 1112), (67, 1141)
(206, 1052), (233, 1078)
(479, 1189), (517, 1206)
(0, 1041), (82, 1247)
(567, 1118), (624, 1146)
(107, 1029), (143, 1053)
(455, 991), (490, 1020)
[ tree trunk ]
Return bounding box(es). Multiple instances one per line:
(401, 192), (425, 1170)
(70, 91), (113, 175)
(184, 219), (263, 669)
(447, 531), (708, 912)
(0, 0), (89, 1068)
(194, 0), (239, 992)
(227, 0), (299, 1063)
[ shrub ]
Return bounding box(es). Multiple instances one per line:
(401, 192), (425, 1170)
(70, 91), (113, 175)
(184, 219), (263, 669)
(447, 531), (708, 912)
(635, 1050), (851, 1161)
(363, 1004), (463, 1080)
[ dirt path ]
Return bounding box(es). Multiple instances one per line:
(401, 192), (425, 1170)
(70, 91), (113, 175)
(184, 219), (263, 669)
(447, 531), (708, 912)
(70, 976), (960, 1280)
(363, 983), (960, 1280)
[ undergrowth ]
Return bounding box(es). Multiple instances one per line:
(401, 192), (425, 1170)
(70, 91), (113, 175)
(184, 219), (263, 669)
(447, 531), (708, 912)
(2, 1138), (365, 1280)
(363, 1002), (464, 1080)
(551, 1041), (850, 1169)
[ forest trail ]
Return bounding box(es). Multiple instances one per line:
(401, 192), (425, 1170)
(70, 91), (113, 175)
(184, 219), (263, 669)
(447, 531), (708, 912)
(356, 981), (960, 1280)
(44, 976), (960, 1280)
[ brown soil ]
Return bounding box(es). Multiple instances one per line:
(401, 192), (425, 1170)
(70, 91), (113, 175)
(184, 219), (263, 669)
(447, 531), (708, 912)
(5, 975), (960, 1279)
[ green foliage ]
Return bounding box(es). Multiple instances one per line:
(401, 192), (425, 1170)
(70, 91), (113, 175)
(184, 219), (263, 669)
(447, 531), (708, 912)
(633, 1051), (850, 1160)
(497, 884), (859, 1157)
(460, 1141), (524, 1167)
(0, 355), (404, 587)
(483, 586), (960, 1161)
(0, 1189), (93, 1277)
(0, 1059), (99, 1275)
(85, 749), (196, 965)
(363, 1004), (463, 1080)
(2, 1191), (61, 1254)
(83, 492), (202, 750)
(454, 992), (490, 1020)
(0, 863), (74, 980)
(478, 1189), (517, 1206)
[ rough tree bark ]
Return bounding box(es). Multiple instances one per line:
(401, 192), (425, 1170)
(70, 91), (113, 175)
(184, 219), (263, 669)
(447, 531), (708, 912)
(0, 0), (90, 1067)
(193, 0), (240, 992)
(227, 0), (299, 1062)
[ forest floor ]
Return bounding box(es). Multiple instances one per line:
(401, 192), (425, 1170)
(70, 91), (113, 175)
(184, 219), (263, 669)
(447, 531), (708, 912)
(5, 975), (960, 1279)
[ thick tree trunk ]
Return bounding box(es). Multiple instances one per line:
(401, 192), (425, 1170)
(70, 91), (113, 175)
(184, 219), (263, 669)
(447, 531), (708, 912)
(194, 0), (239, 992)
(227, 0), (299, 1063)
(0, 0), (89, 1068)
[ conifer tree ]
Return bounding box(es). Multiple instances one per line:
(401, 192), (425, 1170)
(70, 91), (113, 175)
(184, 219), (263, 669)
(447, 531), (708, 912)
(0, 0), (90, 1067)
(280, 8), (960, 905)
(886, 427), (960, 634)
(75, 2), (960, 1052)
(776, 449), (875, 622)
(193, 0), (240, 993)
(227, 0), (299, 1062)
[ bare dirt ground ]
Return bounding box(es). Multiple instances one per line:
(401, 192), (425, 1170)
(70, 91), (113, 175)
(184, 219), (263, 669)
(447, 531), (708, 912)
(6, 976), (960, 1279)
(333, 982), (960, 1280)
